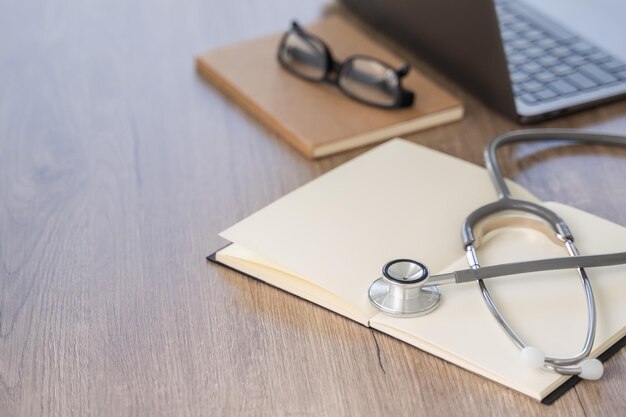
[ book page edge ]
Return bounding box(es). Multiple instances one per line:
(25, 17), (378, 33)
(312, 106), (464, 158)
(212, 244), (372, 326)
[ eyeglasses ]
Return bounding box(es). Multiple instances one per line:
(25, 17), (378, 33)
(277, 21), (415, 109)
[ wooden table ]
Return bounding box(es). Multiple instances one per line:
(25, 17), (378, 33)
(2, 0), (626, 415)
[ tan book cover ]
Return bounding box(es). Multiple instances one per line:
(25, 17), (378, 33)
(196, 16), (464, 158)
(209, 139), (626, 402)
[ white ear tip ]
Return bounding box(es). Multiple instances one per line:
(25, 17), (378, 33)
(579, 359), (604, 380)
(521, 346), (545, 368)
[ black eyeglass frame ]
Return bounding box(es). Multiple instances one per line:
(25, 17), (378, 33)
(277, 21), (415, 109)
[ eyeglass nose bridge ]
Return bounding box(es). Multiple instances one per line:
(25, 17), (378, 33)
(322, 61), (342, 84)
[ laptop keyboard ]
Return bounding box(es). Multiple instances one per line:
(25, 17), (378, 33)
(495, 1), (626, 106)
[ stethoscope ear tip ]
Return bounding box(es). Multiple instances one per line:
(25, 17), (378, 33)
(520, 347), (604, 380)
(579, 359), (604, 380)
(521, 346), (545, 368)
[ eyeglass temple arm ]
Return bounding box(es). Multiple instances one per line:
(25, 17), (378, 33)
(291, 20), (304, 33)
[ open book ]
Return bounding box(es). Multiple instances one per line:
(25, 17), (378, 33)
(209, 139), (626, 402)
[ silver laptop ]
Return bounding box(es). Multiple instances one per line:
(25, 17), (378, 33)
(341, 0), (626, 123)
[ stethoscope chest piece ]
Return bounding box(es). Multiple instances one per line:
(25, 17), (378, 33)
(368, 259), (440, 317)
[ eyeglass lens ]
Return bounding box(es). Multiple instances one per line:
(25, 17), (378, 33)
(339, 58), (401, 107)
(279, 31), (327, 81)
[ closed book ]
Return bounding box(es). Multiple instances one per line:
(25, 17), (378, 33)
(196, 16), (464, 158)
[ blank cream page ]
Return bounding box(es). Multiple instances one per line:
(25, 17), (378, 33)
(370, 202), (626, 400)
(220, 139), (539, 322)
(216, 243), (369, 324)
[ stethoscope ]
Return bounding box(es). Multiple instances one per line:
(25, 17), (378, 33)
(369, 129), (626, 381)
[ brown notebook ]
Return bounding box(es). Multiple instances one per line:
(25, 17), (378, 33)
(196, 16), (464, 158)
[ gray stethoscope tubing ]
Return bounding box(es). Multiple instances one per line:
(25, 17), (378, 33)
(369, 129), (626, 380)
(468, 130), (626, 377)
(485, 129), (626, 201)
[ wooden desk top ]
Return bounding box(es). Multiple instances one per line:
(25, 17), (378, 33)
(1, 0), (625, 415)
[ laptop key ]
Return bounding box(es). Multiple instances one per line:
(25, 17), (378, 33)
(526, 46), (543, 57)
(501, 30), (516, 42)
(588, 51), (611, 64)
(521, 62), (542, 74)
(537, 38), (558, 49)
(524, 46), (543, 58)
(551, 64), (574, 76)
(498, 14), (516, 26)
(614, 70), (626, 80)
(511, 38), (531, 50)
(535, 71), (555, 83)
(508, 54), (526, 65)
(550, 46), (570, 58)
(548, 79), (578, 95)
(524, 30), (544, 41)
(522, 80), (543, 92)
(535, 89), (557, 101)
(601, 60), (626, 73)
(564, 55), (587, 67)
(565, 73), (598, 89)
(512, 21), (531, 32)
(570, 41), (596, 55)
(510, 71), (529, 83)
(520, 93), (538, 104)
(578, 64), (618, 84)
(538, 56), (558, 67)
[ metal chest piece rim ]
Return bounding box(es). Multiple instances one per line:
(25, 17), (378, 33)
(368, 259), (441, 317)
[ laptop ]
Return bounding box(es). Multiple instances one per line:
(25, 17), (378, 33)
(341, 0), (626, 123)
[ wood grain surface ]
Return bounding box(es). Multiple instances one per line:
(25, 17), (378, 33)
(1, 0), (625, 416)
